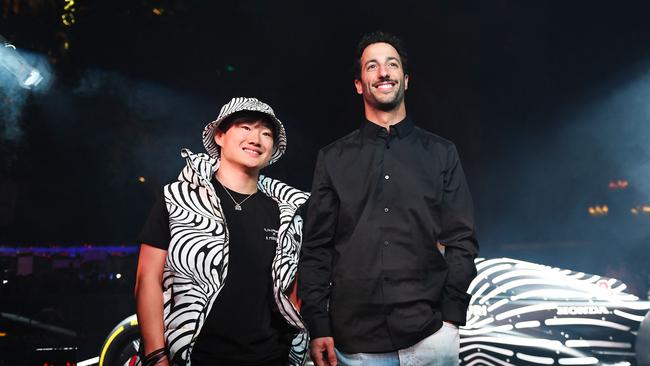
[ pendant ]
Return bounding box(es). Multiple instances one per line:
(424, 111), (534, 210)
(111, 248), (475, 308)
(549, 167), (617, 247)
(234, 204), (242, 211)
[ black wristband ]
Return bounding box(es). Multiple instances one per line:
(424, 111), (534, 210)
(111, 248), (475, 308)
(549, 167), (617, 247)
(142, 347), (168, 366)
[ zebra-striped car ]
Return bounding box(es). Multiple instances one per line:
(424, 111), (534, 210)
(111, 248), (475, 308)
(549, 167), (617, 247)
(99, 257), (650, 366)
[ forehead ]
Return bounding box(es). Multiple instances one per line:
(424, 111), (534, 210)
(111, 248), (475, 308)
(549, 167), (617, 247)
(232, 119), (271, 127)
(361, 42), (402, 63)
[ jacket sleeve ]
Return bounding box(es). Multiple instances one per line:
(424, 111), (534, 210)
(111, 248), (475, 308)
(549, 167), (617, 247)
(438, 144), (479, 325)
(298, 150), (339, 339)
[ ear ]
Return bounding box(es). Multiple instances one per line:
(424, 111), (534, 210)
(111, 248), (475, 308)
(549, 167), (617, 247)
(214, 130), (225, 147)
(354, 78), (364, 95)
(404, 74), (409, 91)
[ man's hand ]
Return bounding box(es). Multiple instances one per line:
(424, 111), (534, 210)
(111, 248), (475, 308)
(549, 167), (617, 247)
(309, 337), (337, 366)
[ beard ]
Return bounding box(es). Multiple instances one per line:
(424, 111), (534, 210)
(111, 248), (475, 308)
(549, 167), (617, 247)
(367, 84), (405, 111)
(375, 97), (401, 111)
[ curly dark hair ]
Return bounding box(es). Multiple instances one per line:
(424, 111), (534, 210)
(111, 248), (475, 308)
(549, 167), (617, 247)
(354, 31), (409, 80)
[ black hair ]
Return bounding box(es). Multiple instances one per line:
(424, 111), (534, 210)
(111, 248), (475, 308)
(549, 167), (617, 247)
(354, 31), (409, 80)
(219, 111), (278, 141)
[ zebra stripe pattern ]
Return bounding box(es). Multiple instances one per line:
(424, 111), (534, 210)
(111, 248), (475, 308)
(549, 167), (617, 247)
(202, 97), (288, 165)
(460, 257), (649, 365)
(259, 175), (310, 365)
(148, 149), (308, 365)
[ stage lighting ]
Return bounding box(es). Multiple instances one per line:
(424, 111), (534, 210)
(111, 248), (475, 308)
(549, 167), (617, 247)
(588, 205), (608, 216)
(608, 179), (629, 189)
(0, 35), (44, 89)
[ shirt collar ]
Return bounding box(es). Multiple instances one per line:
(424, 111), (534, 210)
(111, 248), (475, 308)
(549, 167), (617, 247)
(361, 116), (414, 141)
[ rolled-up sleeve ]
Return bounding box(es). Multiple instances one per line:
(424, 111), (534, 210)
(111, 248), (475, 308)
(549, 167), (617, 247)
(438, 144), (479, 325)
(298, 150), (339, 339)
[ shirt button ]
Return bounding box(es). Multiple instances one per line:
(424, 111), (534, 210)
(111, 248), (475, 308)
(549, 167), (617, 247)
(383, 240), (389, 246)
(384, 174), (390, 180)
(384, 207), (389, 213)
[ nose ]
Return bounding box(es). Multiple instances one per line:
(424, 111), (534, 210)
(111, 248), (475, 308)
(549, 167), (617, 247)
(247, 131), (262, 146)
(378, 64), (390, 78)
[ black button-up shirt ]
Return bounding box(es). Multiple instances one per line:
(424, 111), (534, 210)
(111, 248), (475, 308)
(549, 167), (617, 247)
(298, 117), (478, 353)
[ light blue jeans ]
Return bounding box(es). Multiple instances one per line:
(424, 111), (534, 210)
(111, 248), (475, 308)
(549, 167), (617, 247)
(334, 322), (459, 366)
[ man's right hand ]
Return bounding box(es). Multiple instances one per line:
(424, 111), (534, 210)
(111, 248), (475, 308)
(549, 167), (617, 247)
(309, 337), (337, 366)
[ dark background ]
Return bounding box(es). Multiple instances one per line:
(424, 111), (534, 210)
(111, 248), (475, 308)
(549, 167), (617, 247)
(2, 0), (650, 363)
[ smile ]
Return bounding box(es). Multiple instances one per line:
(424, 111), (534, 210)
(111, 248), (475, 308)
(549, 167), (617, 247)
(374, 81), (396, 90)
(242, 147), (262, 156)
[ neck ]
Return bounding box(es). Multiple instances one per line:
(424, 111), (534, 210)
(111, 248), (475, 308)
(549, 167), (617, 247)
(364, 103), (407, 130)
(215, 160), (259, 194)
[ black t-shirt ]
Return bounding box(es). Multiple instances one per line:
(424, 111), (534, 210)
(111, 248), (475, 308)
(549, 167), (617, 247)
(138, 177), (294, 365)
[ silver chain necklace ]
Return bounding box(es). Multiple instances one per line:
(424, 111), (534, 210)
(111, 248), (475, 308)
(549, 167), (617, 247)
(217, 179), (255, 211)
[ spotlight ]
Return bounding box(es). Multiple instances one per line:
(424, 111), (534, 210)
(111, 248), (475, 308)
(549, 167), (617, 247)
(0, 35), (44, 89)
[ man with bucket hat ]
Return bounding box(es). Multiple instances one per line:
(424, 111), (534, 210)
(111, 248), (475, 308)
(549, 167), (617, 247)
(135, 97), (309, 366)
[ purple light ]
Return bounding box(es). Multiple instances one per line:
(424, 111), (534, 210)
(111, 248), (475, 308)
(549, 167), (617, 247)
(0, 245), (139, 256)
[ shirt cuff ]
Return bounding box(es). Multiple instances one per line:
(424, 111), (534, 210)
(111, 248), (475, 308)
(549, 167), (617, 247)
(305, 316), (332, 339)
(440, 293), (471, 326)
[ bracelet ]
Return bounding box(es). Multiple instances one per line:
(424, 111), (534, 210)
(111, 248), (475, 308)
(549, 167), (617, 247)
(142, 347), (168, 366)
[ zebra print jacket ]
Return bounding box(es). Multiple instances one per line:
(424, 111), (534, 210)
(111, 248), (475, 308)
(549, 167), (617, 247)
(160, 149), (309, 365)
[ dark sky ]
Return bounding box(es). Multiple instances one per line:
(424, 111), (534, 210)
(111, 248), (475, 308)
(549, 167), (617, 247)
(2, 0), (650, 280)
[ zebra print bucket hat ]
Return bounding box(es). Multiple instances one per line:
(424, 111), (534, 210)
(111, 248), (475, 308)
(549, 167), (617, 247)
(202, 97), (287, 165)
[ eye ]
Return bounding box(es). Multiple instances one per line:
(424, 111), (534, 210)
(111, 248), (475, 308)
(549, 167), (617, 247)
(367, 64), (377, 71)
(388, 62), (399, 68)
(262, 131), (273, 138)
(240, 125), (251, 131)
